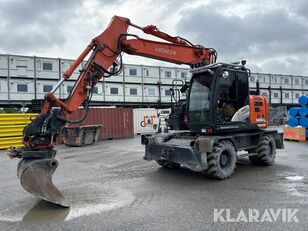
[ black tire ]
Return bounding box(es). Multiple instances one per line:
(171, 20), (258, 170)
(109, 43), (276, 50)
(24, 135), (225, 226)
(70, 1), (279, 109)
(156, 160), (180, 169)
(204, 140), (236, 180)
(248, 155), (260, 165)
(249, 135), (276, 166)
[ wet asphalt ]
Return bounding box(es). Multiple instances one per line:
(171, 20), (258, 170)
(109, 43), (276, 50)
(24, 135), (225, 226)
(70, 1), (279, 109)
(0, 128), (308, 231)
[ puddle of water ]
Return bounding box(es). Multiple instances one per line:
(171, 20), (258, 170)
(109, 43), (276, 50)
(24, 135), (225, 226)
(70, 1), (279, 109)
(23, 201), (70, 223)
(284, 183), (308, 197)
(285, 175), (304, 181)
(0, 184), (135, 223)
(281, 175), (308, 197)
(63, 184), (135, 221)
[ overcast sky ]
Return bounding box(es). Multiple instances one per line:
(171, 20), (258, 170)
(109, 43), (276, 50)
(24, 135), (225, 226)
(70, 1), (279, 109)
(0, 0), (307, 75)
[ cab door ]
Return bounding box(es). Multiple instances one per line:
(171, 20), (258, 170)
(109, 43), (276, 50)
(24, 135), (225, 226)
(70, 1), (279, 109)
(215, 69), (249, 124)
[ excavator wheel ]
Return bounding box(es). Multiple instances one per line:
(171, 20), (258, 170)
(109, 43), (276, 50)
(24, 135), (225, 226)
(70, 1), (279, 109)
(156, 160), (181, 169)
(249, 135), (276, 166)
(204, 140), (236, 180)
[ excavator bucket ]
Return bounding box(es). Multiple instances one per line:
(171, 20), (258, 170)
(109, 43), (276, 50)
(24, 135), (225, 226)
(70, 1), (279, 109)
(17, 158), (68, 207)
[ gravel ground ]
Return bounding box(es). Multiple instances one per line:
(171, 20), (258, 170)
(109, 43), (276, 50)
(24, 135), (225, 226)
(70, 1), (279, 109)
(0, 128), (307, 231)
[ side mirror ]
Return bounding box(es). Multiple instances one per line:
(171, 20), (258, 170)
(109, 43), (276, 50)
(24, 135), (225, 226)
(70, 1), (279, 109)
(180, 84), (189, 93)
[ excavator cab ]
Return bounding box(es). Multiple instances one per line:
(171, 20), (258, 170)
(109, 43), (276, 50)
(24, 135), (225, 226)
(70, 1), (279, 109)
(188, 63), (256, 133)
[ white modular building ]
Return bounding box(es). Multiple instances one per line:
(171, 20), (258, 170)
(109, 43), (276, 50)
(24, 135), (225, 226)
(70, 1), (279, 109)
(0, 54), (307, 108)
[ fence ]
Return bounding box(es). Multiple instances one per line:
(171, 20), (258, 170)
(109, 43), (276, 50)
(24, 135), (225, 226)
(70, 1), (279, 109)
(0, 113), (37, 149)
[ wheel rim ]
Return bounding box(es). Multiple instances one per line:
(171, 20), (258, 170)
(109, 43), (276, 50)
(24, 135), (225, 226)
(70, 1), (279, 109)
(219, 150), (231, 169)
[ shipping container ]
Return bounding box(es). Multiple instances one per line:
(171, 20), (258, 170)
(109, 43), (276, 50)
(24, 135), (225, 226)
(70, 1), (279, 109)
(258, 73), (270, 88)
(271, 90), (281, 104)
(60, 59), (83, 81)
(104, 83), (124, 102)
(133, 108), (159, 135)
(0, 55), (8, 77)
(66, 107), (134, 141)
(260, 89), (269, 100)
(249, 73), (258, 88)
(36, 57), (59, 80)
(281, 75), (292, 89)
(132, 108), (171, 135)
(270, 74), (282, 88)
(282, 90), (292, 104)
(123, 64), (143, 83)
(8, 55), (35, 79)
(143, 65), (160, 83)
(9, 79), (35, 100)
(292, 76), (302, 90)
(124, 83), (143, 102)
(104, 69), (124, 83)
(36, 80), (60, 99)
(0, 79), (8, 101)
(160, 67), (176, 85)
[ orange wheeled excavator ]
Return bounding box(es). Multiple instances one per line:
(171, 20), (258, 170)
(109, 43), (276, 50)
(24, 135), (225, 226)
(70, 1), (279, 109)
(7, 16), (283, 207)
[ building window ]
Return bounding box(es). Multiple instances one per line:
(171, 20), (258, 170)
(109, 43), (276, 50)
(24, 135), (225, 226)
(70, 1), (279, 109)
(181, 72), (187, 79)
(67, 86), (73, 93)
(110, 67), (118, 73)
(294, 78), (300, 84)
(17, 84), (28, 92)
(165, 71), (171, 78)
(165, 89), (171, 96)
(93, 87), (98, 94)
(285, 92), (290, 98)
(273, 92), (279, 98)
(148, 88), (155, 96)
(263, 76), (269, 83)
(129, 68), (137, 76)
(250, 76), (255, 82)
(284, 78), (289, 84)
(271, 77), (277, 83)
(129, 88), (137, 95)
(295, 93), (300, 98)
(145, 69), (150, 77)
(305, 79), (308, 85)
(42, 62), (53, 71)
(262, 92), (267, 97)
(43, 85), (53, 93)
(110, 87), (118, 95)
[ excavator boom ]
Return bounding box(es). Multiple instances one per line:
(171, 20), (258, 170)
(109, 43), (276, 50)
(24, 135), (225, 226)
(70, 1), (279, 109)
(8, 15), (216, 206)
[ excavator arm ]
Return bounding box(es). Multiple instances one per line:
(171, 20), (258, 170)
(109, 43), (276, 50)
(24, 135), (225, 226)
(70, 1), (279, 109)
(7, 15), (217, 206)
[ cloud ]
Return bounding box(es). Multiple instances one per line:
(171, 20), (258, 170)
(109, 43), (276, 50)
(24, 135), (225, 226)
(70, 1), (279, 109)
(0, 0), (307, 75)
(288, 0), (308, 20)
(175, 1), (308, 75)
(0, 0), (83, 54)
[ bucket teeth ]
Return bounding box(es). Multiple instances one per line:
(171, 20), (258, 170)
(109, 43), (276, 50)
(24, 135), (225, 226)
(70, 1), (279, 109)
(17, 158), (68, 207)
